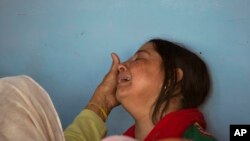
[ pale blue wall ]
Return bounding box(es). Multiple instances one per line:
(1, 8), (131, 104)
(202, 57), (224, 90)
(1, 0), (250, 140)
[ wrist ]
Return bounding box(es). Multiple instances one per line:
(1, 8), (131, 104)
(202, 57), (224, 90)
(85, 102), (110, 122)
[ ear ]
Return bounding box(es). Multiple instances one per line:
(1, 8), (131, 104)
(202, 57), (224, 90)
(176, 68), (184, 82)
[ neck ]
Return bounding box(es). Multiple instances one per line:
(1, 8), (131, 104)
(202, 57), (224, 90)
(133, 96), (183, 140)
(134, 115), (154, 141)
(164, 96), (183, 115)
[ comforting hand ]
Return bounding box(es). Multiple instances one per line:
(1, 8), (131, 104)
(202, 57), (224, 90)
(86, 53), (120, 121)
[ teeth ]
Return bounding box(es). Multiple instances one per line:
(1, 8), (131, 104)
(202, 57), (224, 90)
(122, 76), (130, 80)
(118, 76), (131, 83)
(125, 77), (130, 81)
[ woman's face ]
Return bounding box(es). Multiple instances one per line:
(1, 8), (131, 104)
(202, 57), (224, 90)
(116, 42), (165, 117)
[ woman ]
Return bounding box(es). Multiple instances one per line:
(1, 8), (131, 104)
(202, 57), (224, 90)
(65, 39), (217, 141)
(0, 38), (216, 141)
(119, 39), (215, 141)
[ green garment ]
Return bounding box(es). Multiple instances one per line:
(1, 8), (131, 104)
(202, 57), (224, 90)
(64, 109), (106, 141)
(183, 124), (217, 141)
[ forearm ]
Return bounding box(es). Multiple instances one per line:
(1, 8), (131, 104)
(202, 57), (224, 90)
(64, 109), (107, 141)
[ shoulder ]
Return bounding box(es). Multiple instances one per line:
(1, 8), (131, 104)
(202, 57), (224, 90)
(183, 122), (217, 141)
(0, 75), (37, 87)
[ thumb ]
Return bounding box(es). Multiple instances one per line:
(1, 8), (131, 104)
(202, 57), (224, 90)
(110, 53), (120, 72)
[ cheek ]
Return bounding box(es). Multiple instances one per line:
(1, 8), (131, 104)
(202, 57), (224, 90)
(134, 65), (164, 87)
(131, 66), (164, 96)
(116, 63), (164, 105)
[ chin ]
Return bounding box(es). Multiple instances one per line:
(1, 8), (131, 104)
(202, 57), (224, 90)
(116, 89), (131, 104)
(116, 91), (125, 102)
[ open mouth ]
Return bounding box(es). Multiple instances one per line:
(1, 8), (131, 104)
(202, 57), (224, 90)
(118, 74), (132, 84)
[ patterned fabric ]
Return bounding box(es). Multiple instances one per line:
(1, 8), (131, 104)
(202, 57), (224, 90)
(183, 123), (217, 141)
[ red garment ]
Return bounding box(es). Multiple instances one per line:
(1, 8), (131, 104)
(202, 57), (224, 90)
(123, 108), (206, 141)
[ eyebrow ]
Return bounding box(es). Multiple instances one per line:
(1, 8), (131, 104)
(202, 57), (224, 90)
(136, 49), (151, 55)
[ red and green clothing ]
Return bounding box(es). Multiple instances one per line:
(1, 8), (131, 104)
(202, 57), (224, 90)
(124, 108), (217, 141)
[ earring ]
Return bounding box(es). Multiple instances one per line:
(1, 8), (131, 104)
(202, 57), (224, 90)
(164, 85), (168, 95)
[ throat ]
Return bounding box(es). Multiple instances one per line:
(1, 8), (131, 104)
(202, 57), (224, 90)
(134, 118), (154, 141)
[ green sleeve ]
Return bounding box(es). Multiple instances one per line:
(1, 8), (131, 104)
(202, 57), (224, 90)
(183, 124), (217, 141)
(64, 109), (107, 141)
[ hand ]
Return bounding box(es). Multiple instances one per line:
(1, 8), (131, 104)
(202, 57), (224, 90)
(86, 53), (120, 121)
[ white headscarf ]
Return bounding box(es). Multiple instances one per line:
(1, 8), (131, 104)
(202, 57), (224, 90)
(0, 75), (65, 141)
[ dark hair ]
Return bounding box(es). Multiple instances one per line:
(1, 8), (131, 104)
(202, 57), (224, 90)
(149, 39), (211, 124)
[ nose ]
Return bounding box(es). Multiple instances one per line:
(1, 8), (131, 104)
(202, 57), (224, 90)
(118, 63), (127, 72)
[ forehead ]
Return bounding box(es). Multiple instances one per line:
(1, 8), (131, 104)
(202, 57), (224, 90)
(137, 42), (162, 61)
(138, 42), (156, 53)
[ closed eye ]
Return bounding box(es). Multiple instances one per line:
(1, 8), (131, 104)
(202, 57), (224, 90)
(135, 57), (142, 61)
(131, 50), (149, 62)
(132, 55), (144, 61)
